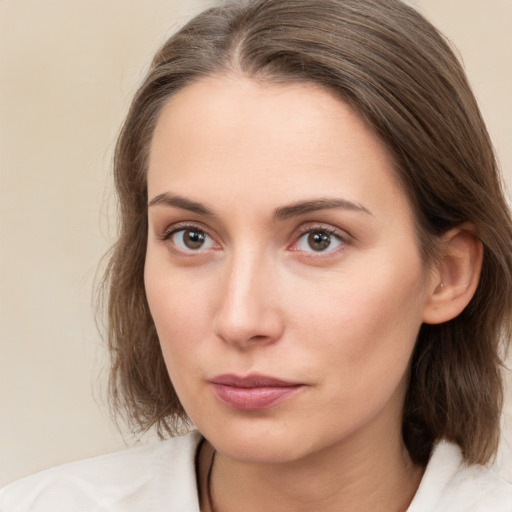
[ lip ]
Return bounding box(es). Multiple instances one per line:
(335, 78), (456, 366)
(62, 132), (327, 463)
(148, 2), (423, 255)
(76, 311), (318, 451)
(209, 374), (304, 410)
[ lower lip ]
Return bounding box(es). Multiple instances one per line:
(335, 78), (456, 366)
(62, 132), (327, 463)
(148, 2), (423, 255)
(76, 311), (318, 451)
(210, 383), (302, 410)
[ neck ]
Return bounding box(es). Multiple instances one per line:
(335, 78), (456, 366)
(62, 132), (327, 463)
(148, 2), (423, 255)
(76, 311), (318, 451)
(199, 427), (424, 512)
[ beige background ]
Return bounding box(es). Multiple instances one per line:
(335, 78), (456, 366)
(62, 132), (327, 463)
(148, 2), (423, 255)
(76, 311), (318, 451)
(1, 0), (511, 487)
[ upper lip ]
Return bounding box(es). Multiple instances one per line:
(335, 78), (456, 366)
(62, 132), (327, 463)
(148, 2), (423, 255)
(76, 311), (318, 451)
(209, 373), (301, 388)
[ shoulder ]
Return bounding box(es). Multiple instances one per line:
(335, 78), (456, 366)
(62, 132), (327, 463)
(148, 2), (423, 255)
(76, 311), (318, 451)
(409, 440), (512, 512)
(0, 430), (202, 512)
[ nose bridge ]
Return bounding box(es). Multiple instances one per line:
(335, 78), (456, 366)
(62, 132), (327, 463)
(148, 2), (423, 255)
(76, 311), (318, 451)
(214, 244), (282, 347)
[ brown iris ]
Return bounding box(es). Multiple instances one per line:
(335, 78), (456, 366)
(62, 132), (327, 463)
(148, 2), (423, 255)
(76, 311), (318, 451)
(308, 231), (331, 251)
(183, 229), (207, 250)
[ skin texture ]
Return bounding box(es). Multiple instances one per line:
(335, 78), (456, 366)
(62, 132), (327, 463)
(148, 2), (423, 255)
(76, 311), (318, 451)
(144, 76), (481, 511)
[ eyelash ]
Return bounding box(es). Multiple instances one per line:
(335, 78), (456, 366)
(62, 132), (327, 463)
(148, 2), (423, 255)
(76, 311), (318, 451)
(159, 222), (206, 241)
(157, 222), (351, 257)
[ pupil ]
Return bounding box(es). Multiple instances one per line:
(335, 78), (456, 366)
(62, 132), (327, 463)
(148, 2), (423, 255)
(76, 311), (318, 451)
(308, 231), (330, 251)
(184, 230), (205, 249)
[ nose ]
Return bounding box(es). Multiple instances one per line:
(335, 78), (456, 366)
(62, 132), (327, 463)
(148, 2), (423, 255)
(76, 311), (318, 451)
(213, 250), (285, 349)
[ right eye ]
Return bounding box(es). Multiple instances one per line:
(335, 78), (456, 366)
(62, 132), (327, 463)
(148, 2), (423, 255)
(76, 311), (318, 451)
(169, 228), (216, 252)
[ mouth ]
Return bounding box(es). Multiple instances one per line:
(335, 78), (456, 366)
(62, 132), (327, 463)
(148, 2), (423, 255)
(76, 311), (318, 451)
(208, 374), (304, 410)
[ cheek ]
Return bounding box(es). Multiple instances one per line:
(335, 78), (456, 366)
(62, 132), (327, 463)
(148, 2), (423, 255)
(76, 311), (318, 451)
(288, 273), (425, 439)
(294, 258), (427, 384)
(144, 258), (217, 381)
(146, 279), (209, 342)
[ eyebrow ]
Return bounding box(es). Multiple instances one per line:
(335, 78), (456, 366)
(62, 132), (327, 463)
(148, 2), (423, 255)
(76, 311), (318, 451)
(147, 193), (371, 219)
(273, 198), (372, 220)
(148, 193), (216, 216)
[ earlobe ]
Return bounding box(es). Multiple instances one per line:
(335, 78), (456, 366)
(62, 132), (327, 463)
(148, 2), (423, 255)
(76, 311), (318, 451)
(422, 225), (483, 325)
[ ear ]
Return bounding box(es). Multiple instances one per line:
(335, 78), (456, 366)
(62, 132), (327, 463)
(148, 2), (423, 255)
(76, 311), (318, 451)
(422, 225), (483, 325)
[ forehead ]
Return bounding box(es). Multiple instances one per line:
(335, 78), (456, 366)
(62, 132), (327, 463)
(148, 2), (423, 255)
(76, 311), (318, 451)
(147, 75), (410, 221)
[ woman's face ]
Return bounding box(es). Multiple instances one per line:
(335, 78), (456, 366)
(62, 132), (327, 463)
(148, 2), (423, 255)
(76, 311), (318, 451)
(145, 76), (436, 464)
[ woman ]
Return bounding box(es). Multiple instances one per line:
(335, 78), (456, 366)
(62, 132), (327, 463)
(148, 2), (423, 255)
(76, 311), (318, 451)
(1, 0), (511, 510)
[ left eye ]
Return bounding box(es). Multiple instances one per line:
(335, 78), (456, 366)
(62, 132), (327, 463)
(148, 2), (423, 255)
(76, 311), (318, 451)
(295, 230), (343, 252)
(171, 228), (215, 252)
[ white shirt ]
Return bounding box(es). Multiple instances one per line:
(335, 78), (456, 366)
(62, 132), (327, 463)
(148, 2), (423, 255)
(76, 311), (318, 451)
(1, 430), (511, 511)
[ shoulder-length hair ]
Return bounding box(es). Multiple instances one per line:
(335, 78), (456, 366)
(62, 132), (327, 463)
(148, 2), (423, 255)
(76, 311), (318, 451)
(103, 0), (512, 466)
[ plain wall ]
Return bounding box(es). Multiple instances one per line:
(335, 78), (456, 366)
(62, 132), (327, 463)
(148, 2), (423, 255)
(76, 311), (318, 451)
(1, 0), (511, 486)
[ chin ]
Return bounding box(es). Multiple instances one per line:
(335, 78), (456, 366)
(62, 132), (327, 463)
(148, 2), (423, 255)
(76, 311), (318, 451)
(195, 414), (327, 465)
(215, 437), (308, 465)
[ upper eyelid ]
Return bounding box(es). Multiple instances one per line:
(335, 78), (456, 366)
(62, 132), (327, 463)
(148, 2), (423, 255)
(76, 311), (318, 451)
(292, 222), (352, 241)
(159, 221), (213, 240)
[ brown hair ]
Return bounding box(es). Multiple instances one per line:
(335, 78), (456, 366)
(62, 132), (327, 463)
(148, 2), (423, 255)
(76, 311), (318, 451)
(103, 0), (512, 465)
